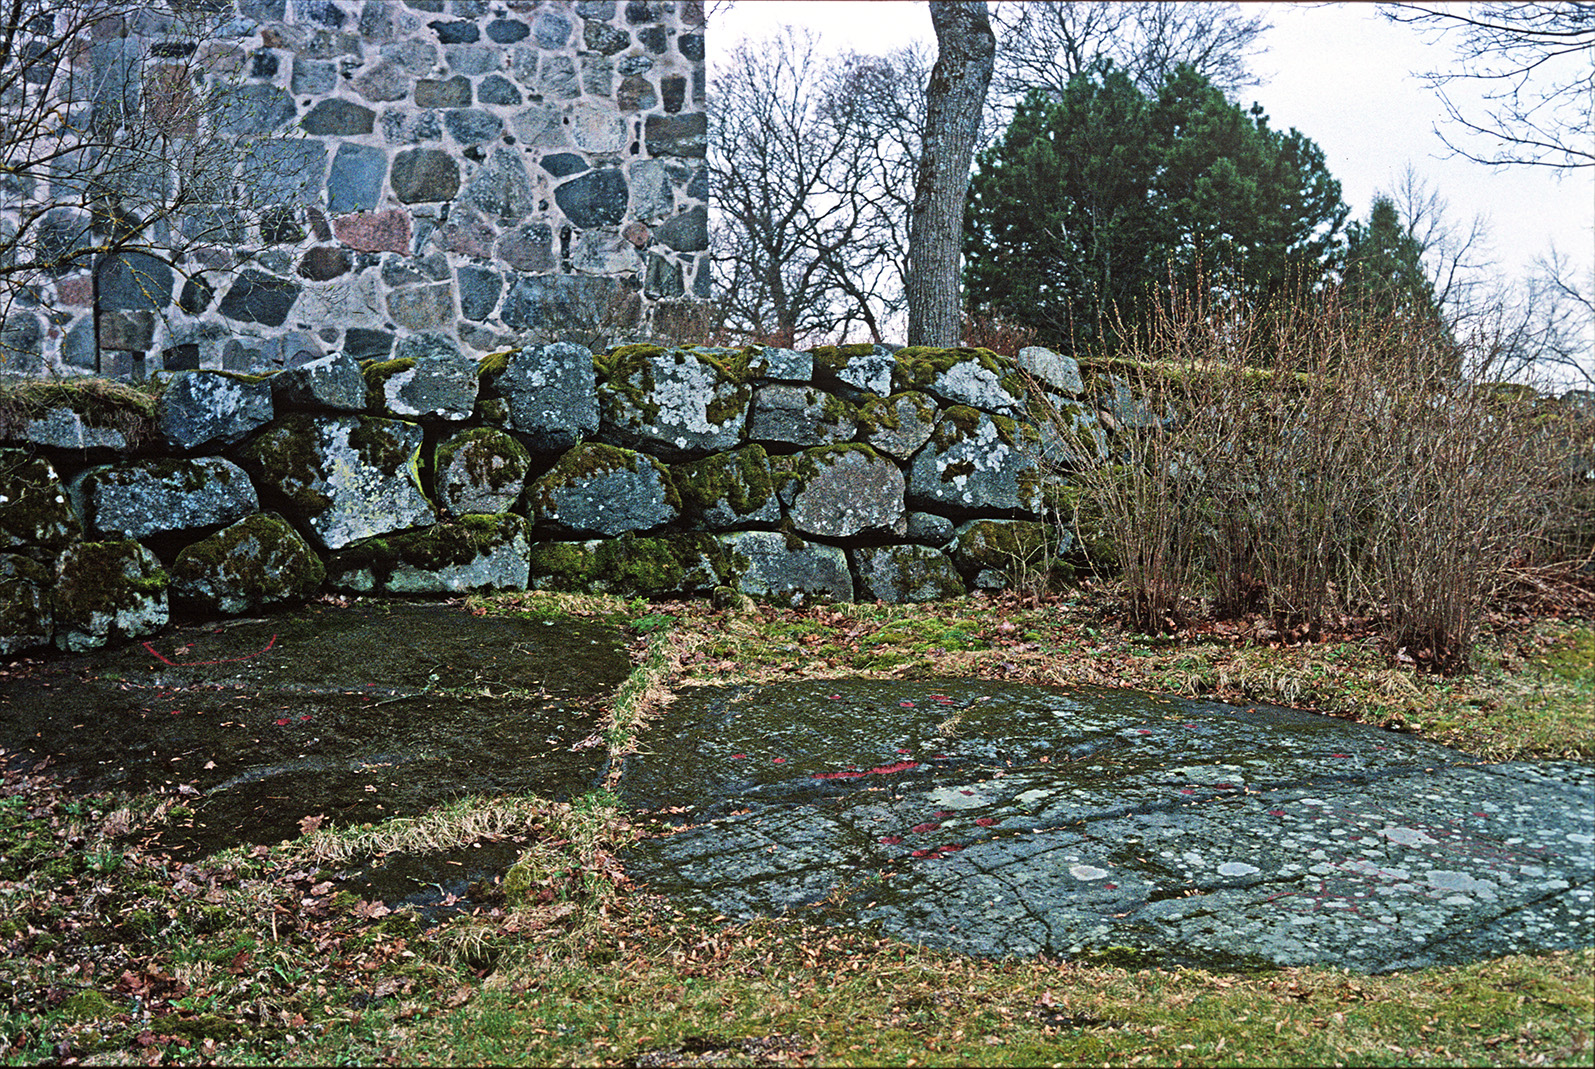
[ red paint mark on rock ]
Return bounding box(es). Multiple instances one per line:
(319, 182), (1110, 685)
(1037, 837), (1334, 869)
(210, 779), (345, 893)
(772, 757), (786, 764)
(730, 754), (747, 760)
(868, 761), (919, 775)
(274, 718), (290, 726)
(899, 701), (915, 707)
(909, 822), (941, 834)
(1268, 809), (1286, 816)
(975, 817), (997, 827)
(812, 769), (867, 780)
(880, 835), (903, 845)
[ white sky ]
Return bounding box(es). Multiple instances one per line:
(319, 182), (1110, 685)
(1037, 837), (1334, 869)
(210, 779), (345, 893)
(710, 0), (1594, 309)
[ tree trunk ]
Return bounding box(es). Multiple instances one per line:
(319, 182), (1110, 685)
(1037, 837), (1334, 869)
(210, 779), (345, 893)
(906, 1), (995, 347)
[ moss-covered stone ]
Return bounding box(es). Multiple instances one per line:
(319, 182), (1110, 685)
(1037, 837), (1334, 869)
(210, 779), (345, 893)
(51, 540), (168, 651)
(673, 444), (778, 529)
(950, 518), (1076, 592)
(528, 533), (728, 596)
(171, 512), (326, 614)
(809, 343), (881, 375)
(719, 529), (853, 606)
(238, 413), (433, 551)
(784, 443), (907, 539)
(597, 344), (750, 460)
(328, 514), (531, 594)
(0, 449), (80, 555)
(0, 378), (160, 450)
(852, 544), (966, 603)
(746, 383), (857, 446)
(0, 553), (52, 655)
(434, 427), (531, 515)
(857, 391), (939, 459)
(1048, 481), (1119, 570)
(527, 443), (679, 536)
(361, 357), (417, 411)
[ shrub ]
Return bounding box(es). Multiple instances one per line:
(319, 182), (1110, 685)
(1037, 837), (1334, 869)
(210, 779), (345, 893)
(1037, 279), (1585, 671)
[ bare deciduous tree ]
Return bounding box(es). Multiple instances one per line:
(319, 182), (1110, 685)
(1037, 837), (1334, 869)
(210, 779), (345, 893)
(991, 1), (1271, 102)
(1383, 2), (1595, 170)
(709, 29), (929, 345)
(1382, 163), (1495, 327)
(906, 0), (994, 347)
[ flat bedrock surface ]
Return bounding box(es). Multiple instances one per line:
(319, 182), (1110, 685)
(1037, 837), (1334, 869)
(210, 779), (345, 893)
(0, 602), (629, 857)
(620, 678), (1594, 972)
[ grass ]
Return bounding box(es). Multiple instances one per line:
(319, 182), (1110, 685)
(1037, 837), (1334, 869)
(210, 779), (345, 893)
(1, 590), (1591, 1065)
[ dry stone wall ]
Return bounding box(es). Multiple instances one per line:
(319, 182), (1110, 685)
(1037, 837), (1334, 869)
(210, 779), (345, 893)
(0, 343), (1096, 655)
(1, 0), (707, 380)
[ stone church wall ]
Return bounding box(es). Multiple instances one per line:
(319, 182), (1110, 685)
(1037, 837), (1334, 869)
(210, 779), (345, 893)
(1, 0), (708, 380)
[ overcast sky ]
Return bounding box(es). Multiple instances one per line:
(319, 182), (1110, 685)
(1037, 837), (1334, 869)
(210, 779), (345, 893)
(710, 1), (1594, 313)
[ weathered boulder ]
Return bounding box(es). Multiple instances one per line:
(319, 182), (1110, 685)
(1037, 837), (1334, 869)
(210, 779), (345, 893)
(327, 514), (531, 594)
(0, 450), (80, 555)
(5, 405), (139, 451)
(813, 343), (897, 398)
(77, 457), (259, 540)
(365, 334), (478, 420)
(778, 445), (907, 539)
(434, 427), (531, 515)
(674, 444), (781, 529)
(721, 530), (852, 606)
(481, 342), (599, 451)
(159, 370), (275, 450)
(528, 532), (729, 596)
(170, 512), (326, 613)
(1034, 398), (1108, 470)
(269, 350), (367, 411)
(907, 406), (1044, 514)
(527, 442), (679, 536)
(852, 544), (966, 603)
(597, 344), (750, 460)
(746, 384), (857, 447)
(858, 391), (938, 461)
(906, 511), (956, 545)
(239, 413), (434, 550)
(950, 518), (1071, 590)
(1096, 373), (1167, 431)
(1, 383), (157, 452)
(1017, 344), (1084, 396)
(748, 346), (813, 382)
(893, 346), (1025, 416)
(52, 540), (168, 652)
(0, 554), (52, 655)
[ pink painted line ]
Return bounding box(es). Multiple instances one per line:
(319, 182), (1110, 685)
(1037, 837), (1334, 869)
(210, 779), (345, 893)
(143, 634), (278, 666)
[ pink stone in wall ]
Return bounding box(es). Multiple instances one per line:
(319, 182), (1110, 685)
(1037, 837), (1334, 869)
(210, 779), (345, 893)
(622, 221), (651, 248)
(55, 276), (94, 307)
(332, 209), (412, 254)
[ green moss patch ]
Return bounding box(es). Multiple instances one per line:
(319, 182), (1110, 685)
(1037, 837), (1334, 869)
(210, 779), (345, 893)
(336, 514), (528, 575)
(673, 445), (774, 521)
(529, 533), (729, 597)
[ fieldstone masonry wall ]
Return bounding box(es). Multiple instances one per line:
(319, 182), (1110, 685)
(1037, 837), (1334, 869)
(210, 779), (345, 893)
(2, 0), (708, 380)
(0, 343), (1097, 654)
